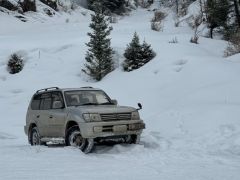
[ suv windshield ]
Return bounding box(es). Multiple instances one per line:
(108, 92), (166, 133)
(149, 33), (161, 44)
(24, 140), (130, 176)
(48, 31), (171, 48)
(64, 90), (112, 107)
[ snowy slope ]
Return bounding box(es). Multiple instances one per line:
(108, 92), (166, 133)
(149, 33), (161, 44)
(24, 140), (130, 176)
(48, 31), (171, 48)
(1, 5), (240, 180)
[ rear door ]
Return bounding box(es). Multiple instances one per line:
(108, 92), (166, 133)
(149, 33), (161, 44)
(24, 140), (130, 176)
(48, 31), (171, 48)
(38, 93), (52, 137)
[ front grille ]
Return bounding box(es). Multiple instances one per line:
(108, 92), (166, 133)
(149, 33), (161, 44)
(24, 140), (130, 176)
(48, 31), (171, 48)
(100, 113), (131, 121)
(102, 125), (113, 132)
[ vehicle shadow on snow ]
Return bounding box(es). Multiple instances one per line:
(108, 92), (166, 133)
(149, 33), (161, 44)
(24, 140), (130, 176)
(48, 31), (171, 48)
(12, 131), (169, 155)
(91, 132), (169, 154)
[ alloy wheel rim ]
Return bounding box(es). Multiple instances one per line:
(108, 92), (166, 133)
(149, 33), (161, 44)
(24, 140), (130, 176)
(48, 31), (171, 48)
(69, 131), (86, 150)
(32, 131), (40, 145)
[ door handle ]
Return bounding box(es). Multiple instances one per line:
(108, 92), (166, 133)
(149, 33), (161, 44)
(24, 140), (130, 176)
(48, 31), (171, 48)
(49, 115), (53, 119)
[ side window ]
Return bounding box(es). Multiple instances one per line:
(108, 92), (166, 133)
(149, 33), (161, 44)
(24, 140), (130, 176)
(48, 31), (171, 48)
(52, 92), (64, 109)
(40, 93), (52, 110)
(31, 94), (41, 110)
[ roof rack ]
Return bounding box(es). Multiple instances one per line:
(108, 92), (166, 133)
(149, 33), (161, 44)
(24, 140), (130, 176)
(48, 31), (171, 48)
(81, 86), (93, 88)
(36, 87), (59, 94)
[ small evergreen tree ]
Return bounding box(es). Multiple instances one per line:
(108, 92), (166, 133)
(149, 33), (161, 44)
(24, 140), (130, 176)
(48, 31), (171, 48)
(123, 32), (142, 71)
(7, 53), (24, 74)
(140, 40), (156, 64)
(82, 0), (114, 81)
(123, 32), (156, 72)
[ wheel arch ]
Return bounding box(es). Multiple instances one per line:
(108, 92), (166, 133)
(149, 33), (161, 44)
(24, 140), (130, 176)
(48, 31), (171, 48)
(65, 120), (79, 136)
(28, 123), (37, 144)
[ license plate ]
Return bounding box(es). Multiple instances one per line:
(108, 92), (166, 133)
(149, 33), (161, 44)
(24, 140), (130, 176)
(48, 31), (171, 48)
(113, 125), (127, 132)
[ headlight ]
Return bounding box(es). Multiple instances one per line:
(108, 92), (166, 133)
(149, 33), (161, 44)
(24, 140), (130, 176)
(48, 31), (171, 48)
(131, 111), (140, 120)
(83, 113), (101, 122)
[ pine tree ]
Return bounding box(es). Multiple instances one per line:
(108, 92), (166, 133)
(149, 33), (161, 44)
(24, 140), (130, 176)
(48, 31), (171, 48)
(82, 0), (114, 81)
(140, 40), (156, 65)
(20, 0), (36, 12)
(123, 32), (142, 71)
(87, 0), (126, 14)
(123, 32), (156, 72)
(205, 0), (230, 38)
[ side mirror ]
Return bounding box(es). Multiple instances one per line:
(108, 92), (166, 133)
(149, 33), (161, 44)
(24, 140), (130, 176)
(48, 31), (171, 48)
(111, 99), (118, 105)
(137, 103), (142, 110)
(53, 101), (64, 109)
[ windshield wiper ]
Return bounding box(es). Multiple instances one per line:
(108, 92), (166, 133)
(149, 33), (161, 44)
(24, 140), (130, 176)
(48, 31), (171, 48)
(81, 103), (99, 106)
(99, 102), (114, 105)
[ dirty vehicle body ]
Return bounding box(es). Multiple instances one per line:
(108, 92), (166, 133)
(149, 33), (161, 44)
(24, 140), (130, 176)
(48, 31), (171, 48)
(24, 87), (145, 153)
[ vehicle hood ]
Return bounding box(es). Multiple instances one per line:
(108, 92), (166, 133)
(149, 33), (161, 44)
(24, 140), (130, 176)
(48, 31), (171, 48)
(68, 105), (136, 114)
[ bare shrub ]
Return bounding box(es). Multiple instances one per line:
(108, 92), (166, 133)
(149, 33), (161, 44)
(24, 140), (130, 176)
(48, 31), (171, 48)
(224, 30), (240, 57)
(190, 35), (199, 44)
(152, 11), (166, 22)
(151, 11), (166, 31)
(169, 37), (178, 43)
(175, 20), (180, 27)
(151, 22), (162, 31)
(43, 8), (55, 16)
(138, 0), (153, 8)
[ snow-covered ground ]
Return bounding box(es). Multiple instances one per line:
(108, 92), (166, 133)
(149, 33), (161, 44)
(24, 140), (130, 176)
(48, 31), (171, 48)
(1, 4), (240, 180)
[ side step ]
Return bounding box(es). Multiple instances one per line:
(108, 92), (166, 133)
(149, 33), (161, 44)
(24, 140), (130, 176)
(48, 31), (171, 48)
(41, 137), (65, 145)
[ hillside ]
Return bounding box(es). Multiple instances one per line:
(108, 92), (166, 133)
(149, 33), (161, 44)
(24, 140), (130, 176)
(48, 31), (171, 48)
(0, 2), (240, 180)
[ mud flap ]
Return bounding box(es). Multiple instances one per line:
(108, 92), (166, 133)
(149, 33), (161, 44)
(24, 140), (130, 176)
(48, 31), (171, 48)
(84, 138), (94, 154)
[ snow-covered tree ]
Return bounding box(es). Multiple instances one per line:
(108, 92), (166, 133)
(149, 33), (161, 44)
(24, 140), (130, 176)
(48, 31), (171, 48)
(140, 40), (156, 65)
(123, 32), (156, 72)
(82, 0), (114, 81)
(205, 0), (230, 38)
(87, 0), (126, 14)
(40, 0), (57, 10)
(123, 32), (142, 71)
(19, 0), (36, 12)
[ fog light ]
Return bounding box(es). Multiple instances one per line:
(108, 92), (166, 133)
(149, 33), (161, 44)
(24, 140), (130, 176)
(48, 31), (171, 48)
(93, 126), (102, 133)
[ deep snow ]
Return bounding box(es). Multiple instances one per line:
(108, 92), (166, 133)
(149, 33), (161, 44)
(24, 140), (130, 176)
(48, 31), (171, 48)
(0, 4), (240, 180)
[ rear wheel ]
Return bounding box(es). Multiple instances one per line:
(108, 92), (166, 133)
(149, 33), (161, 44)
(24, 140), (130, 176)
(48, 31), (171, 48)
(30, 127), (41, 145)
(66, 126), (94, 153)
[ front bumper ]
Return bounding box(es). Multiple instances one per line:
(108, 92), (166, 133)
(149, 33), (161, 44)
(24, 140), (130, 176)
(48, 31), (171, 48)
(79, 120), (145, 138)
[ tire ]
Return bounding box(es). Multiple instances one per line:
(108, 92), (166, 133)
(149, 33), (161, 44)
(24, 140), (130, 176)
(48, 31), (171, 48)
(30, 127), (41, 146)
(66, 126), (94, 153)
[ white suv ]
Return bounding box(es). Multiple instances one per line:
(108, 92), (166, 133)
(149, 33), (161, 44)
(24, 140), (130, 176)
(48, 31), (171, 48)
(24, 87), (145, 153)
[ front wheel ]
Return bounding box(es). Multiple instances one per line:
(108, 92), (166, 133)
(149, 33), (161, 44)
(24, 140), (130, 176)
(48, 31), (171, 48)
(125, 135), (140, 144)
(66, 126), (94, 153)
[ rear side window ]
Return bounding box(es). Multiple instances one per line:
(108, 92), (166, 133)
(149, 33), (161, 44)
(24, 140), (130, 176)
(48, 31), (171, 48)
(31, 92), (64, 110)
(31, 94), (41, 110)
(39, 93), (52, 110)
(40, 97), (52, 110)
